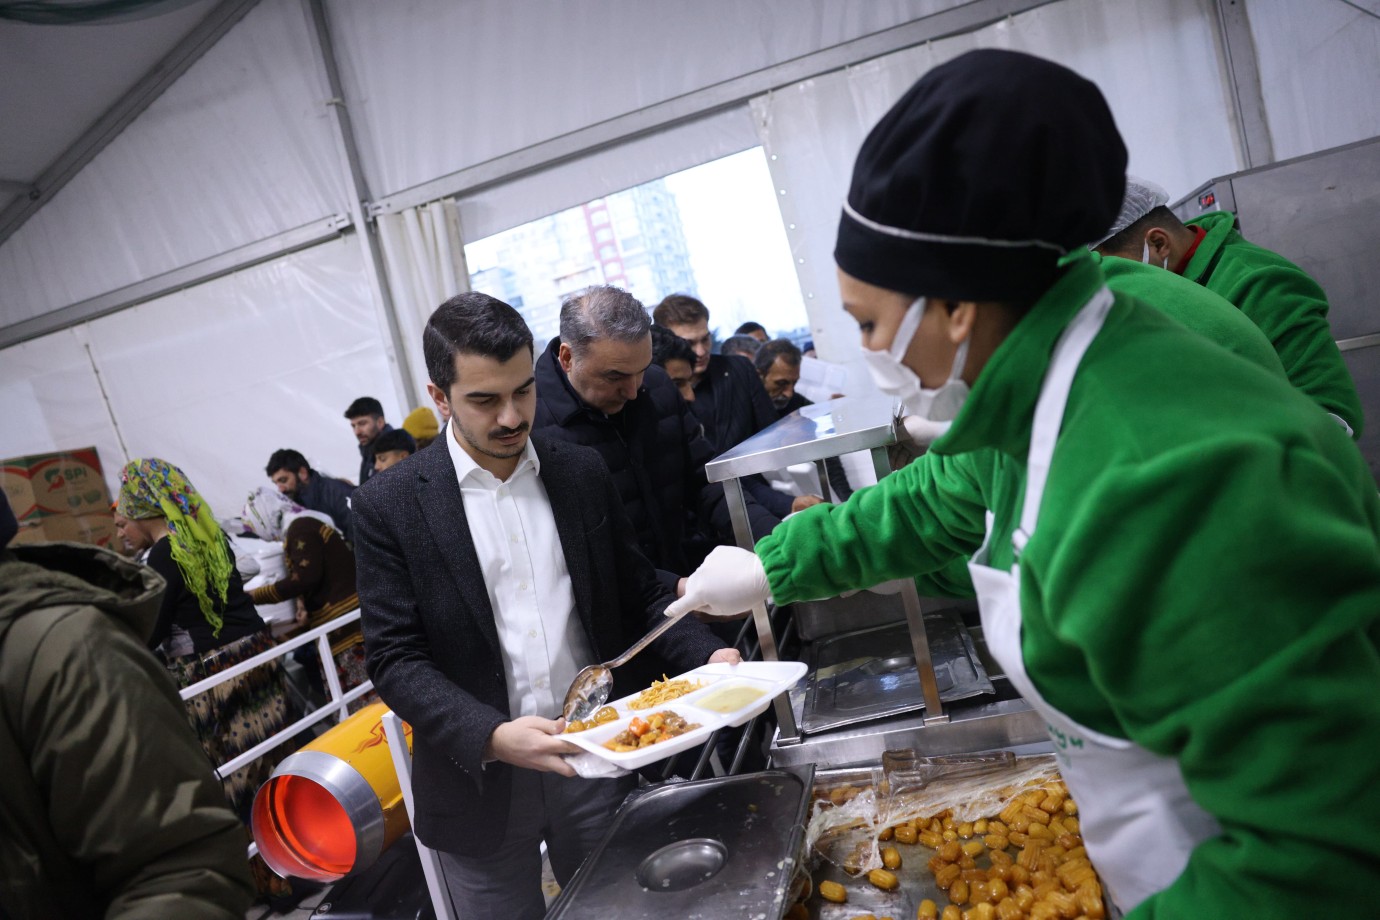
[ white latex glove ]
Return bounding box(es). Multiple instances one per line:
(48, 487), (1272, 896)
(899, 415), (953, 447)
(664, 546), (770, 620)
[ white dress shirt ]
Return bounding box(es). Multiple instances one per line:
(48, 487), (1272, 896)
(446, 426), (594, 719)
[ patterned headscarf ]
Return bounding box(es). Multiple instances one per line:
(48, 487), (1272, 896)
(241, 485), (333, 543)
(117, 458), (232, 637)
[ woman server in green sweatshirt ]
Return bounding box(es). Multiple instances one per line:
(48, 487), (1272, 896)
(667, 50), (1380, 919)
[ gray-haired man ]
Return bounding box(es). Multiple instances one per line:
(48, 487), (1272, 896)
(533, 286), (785, 602)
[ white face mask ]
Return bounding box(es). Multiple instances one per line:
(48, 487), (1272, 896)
(860, 296), (970, 422)
(1141, 239), (1168, 270)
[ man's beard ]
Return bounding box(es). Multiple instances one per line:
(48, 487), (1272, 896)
(457, 419), (530, 459)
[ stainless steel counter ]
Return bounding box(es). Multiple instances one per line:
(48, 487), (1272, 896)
(546, 767), (815, 920)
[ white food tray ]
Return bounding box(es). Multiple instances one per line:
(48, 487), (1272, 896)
(562, 660), (807, 770)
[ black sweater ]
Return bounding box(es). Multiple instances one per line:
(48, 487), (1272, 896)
(146, 536), (265, 655)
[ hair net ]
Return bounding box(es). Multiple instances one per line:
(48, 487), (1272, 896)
(1096, 176), (1170, 246)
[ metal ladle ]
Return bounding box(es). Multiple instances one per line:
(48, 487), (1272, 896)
(561, 606), (693, 722)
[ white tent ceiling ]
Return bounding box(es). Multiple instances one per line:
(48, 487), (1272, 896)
(0, 0), (222, 208)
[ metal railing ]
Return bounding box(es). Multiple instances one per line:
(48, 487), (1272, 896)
(177, 609), (372, 858)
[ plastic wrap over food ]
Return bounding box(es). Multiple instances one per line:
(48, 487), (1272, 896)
(807, 753), (1061, 877)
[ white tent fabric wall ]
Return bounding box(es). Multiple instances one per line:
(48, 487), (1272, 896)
(377, 199), (471, 405)
(324, 0), (974, 203)
(752, 0), (1241, 387)
(0, 326), (126, 492)
(0, 237), (393, 513)
(1246, 0), (1380, 162)
(0, 0), (346, 326)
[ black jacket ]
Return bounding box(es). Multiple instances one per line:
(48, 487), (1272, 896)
(352, 433), (724, 856)
(692, 353), (795, 520)
(532, 338), (718, 580)
(297, 471), (355, 544)
(358, 423), (393, 485)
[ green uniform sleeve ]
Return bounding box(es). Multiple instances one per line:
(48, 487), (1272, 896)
(21, 608), (254, 919)
(1222, 260), (1363, 437)
(757, 449), (992, 604)
(1038, 436), (1380, 918)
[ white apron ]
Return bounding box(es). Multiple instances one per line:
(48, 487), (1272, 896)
(966, 287), (1221, 914)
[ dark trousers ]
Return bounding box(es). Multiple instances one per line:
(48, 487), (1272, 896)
(435, 768), (635, 920)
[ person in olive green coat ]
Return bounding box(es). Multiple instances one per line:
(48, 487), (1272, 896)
(1096, 178), (1362, 437)
(0, 495), (253, 920)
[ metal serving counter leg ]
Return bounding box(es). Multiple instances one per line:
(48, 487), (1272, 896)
(722, 476), (800, 745)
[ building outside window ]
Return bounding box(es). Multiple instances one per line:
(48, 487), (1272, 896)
(464, 148), (808, 348)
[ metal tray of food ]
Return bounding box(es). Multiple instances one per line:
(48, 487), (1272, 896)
(547, 766), (815, 920)
(802, 612), (993, 735)
(799, 755), (1110, 920)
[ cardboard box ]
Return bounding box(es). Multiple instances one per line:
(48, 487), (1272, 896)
(10, 512), (118, 549)
(1, 447), (112, 520)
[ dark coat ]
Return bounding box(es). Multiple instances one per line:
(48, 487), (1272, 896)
(0, 543), (253, 918)
(532, 337), (716, 579)
(692, 353), (794, 521)
(297, 471), (355, 544)
(351, 432), (724, 856)
(358, 423), (393, 485)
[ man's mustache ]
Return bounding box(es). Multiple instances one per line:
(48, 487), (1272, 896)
(490, 423), (530, 439)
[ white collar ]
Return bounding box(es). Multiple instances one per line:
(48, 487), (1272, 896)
(445, 420), (540, 485)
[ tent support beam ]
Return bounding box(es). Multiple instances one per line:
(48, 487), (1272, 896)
(0, 0), (263, 248)
(302, 0), (420, 411)
(1214, 0), (1275, 169)
(371, 0), (1058, 216)
(0, 214), (348, 350)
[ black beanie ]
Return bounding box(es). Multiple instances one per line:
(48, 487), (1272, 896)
(835, 49), (1127, 303)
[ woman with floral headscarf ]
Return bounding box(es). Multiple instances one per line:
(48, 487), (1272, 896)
(242, 486), (369, 696)
(116, 459), (289, 898)
(116, 458), (266, 655)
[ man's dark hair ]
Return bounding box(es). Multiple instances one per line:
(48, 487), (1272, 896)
(266, 448), (311, 478)
(424, 292), (535, 393)
(373, 428), (417, 456)
(344, 396), (384, 420)
(652, 293), (709, 327)
(734, 320), (767, 337)
(1098, 205), (1186, 256)
(721, 335), (761, 359)
(559, 285), (651, 359)
(754, 338), (803, 375)
(650, 324), (696, 368)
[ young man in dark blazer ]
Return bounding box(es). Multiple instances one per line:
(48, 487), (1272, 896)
(352, 292), (739, 920)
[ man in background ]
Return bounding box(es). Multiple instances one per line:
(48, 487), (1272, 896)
(1094, 176), (1362, 437)
(534, 286), (728, 588)
(344, 396), (393, 483)
(371, 428), (417, 473)
(650, 323), (698, 405)
(720, 334), (761, 360)
(753, 337), (852, 500)
(655, 294), (820, 518)
(754, 338), (808, 418)
(0, 493), (253, 919)
(265, 448), (354, 543)
(734, 320), (769, 343)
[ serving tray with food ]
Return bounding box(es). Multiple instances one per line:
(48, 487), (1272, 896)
(789, 753), (1107, 920)
(562, 660), (807, 770)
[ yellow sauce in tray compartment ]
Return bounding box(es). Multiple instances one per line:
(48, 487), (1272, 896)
(696, 684), (766, 713)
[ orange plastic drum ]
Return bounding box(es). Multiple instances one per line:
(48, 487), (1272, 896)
(251, 702), (412, 881)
